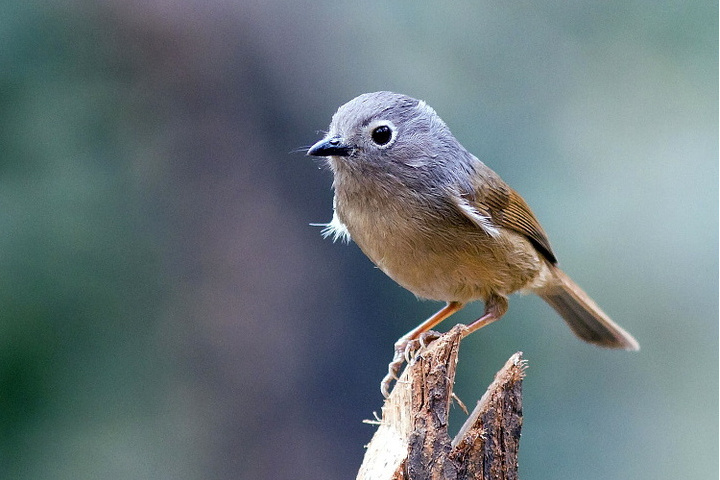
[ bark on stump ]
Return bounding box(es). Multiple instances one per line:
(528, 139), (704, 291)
(357, 324), (526, 480)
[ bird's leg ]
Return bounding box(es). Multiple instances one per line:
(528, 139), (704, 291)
(381, 301), (464, 397)
(461, 294), (508, 337)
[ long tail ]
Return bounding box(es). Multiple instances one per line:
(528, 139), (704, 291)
(539, 268), (639, 351)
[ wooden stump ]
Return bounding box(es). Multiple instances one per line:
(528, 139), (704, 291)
(357, 324), (526, 480)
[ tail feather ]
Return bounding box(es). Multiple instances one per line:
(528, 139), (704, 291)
(539, 268), (639, 351)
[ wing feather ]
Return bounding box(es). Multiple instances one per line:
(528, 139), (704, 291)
(454, 173), (557, 264)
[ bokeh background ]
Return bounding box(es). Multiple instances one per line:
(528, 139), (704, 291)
(2, 1), (717, 478)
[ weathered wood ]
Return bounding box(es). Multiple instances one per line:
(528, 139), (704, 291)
(357, 324), (526, 480)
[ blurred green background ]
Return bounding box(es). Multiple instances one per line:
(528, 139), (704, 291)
(1, 0), (716, 478)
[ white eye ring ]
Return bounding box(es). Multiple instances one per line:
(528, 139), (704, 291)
(367, 120), (397, 149)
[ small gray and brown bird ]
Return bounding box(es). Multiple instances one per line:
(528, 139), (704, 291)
(307, 92), (639, 397)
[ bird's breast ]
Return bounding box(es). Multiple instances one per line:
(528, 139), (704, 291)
(334, 189), (545, 303)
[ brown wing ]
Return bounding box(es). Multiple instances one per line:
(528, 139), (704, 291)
(478, 179), (558, 264)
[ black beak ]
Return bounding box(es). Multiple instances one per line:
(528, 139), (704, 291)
(307, 136), (352, 157)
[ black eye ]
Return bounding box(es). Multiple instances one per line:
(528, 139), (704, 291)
(371, 125), (393, 146)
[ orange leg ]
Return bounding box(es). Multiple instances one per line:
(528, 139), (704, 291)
(461, 295), (508, 337)
(380, 295), (509, 397)
(381, 301), (464, 397)
(396, 301), (465, 346)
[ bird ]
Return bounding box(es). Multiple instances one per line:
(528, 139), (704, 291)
(307, 91), (639, 397)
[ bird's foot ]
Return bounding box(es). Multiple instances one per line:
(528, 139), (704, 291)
(380, 330), (441, 398)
